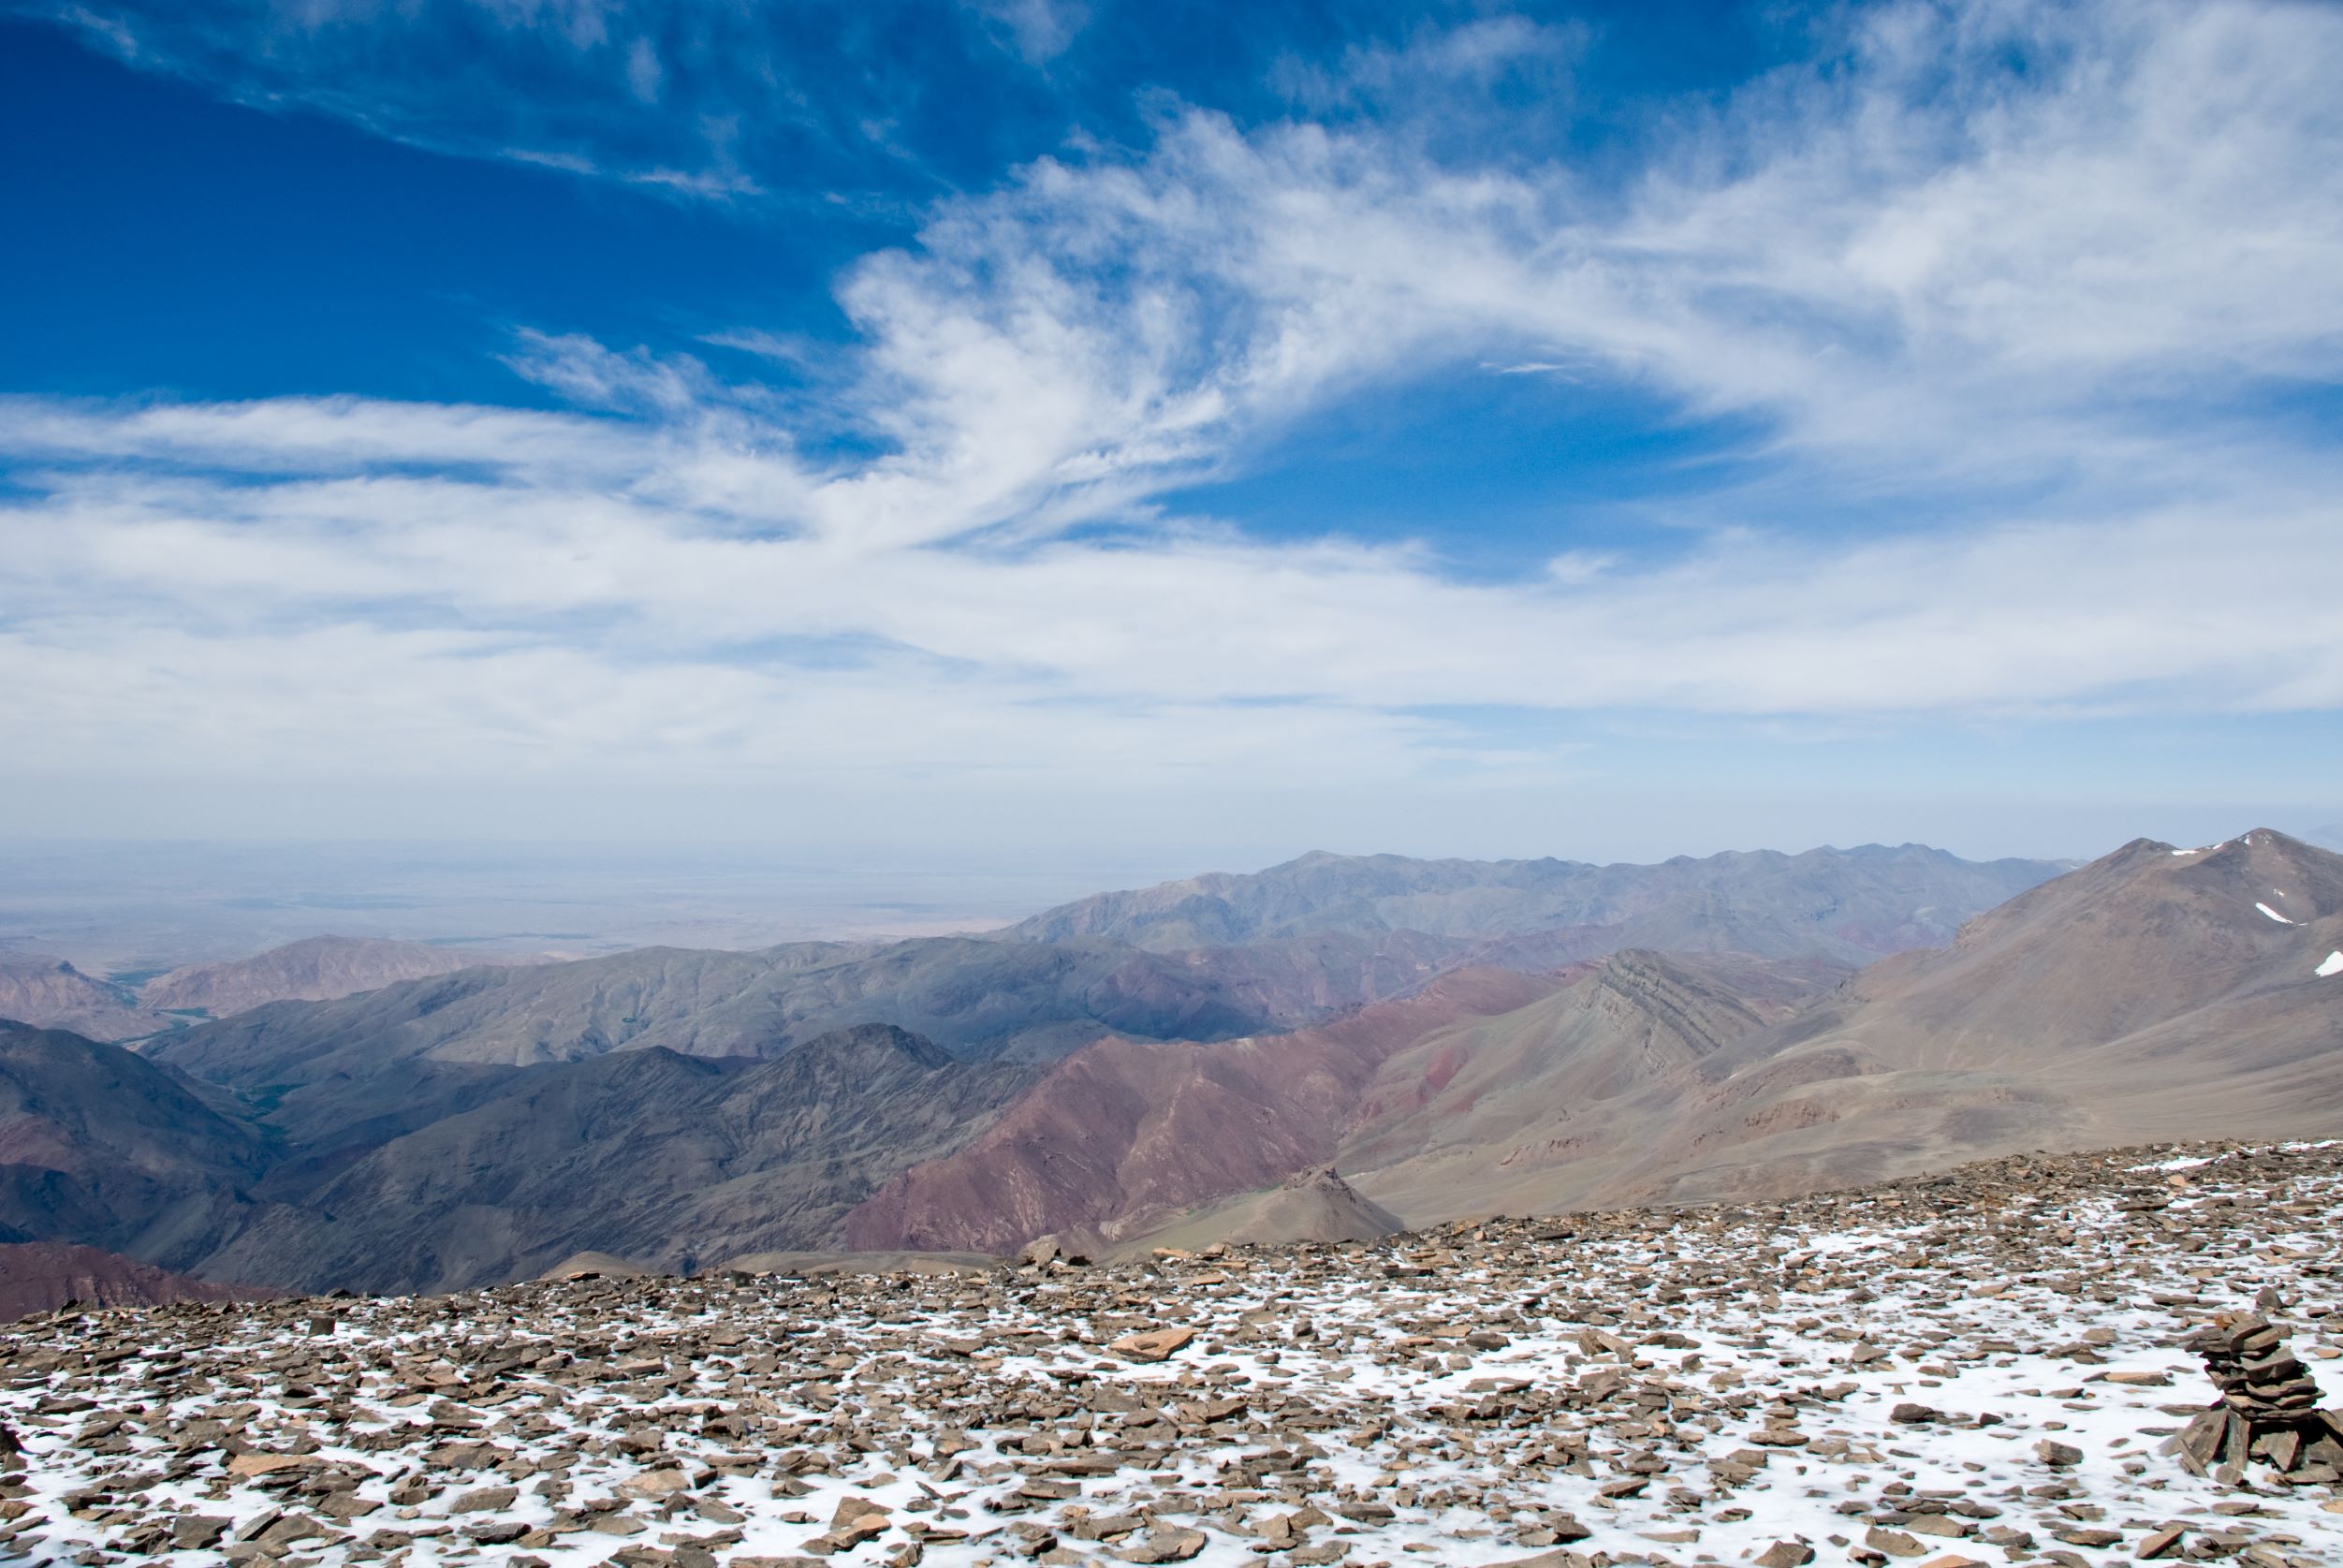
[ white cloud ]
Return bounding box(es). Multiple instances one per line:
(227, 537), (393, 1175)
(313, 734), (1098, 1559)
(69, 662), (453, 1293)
(1271, 13), (1588, 116)
(5, 0), (2342, 836)
(961, 0), (1088, 66)
(747, 0), (2343, 554)
(622, 33), (660, 103)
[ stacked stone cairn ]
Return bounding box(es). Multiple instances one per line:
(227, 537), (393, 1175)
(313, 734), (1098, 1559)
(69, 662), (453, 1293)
(2169, 1313), (2343, 1483)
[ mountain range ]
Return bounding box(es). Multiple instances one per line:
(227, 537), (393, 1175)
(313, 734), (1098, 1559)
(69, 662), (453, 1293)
(1012, 841), (2058, 961)
(861, 830), (2341, 1254)
(0, 935), (486, 1042)
(138, 934), (481, 1015)
(1, 833), (2336, 1302)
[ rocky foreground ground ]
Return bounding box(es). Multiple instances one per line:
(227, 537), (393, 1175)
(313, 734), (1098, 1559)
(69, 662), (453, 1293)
(4, 1143), (2342, 1568)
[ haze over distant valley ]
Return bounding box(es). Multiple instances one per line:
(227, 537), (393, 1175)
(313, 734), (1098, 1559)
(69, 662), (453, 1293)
(0, 840), (1095, 979)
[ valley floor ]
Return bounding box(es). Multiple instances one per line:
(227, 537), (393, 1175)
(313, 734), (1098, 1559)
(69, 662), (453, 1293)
(3, 1141), (2341, 1568)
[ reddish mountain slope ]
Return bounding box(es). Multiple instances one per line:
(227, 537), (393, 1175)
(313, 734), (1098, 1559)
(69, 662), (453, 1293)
(1353, 829), (2343, 1221)
(1339, 949), (1844, 1188)
(1675, 831), (2343, 1179)
(844, 967), (1564, 1253)
(0, 1241), (276, 1321)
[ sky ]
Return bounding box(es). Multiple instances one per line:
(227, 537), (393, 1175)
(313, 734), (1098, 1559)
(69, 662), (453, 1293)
(2, 0), (2340, 879)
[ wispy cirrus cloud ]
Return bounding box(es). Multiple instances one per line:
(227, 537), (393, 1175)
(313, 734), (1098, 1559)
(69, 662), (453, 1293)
(963, 0), (1090, 66)
(4, 0), (2341, 848)
(22, 0), (1028, 207)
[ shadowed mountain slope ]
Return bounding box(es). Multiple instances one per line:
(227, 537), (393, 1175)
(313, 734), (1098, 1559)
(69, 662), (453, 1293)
(198, 1024), (1036, 1295)
(145, 930), (1472, 1145)
(139, 935), (483, 1017)
(1013, 843), (2064, 962)
(0, 1021), (276, 1271)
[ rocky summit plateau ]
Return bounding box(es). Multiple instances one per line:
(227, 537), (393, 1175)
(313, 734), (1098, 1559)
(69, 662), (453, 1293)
(5, 1139), (2343, 1568)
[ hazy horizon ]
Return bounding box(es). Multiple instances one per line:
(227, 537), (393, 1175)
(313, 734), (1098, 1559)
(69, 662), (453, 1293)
(8, 816), (2340, 975)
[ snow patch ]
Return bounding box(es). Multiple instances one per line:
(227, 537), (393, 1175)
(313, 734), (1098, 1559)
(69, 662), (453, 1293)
(2128, 1152), (2218, 1172)
(2319, 950), (2343, 978)
(2257, 901), (2296, 924)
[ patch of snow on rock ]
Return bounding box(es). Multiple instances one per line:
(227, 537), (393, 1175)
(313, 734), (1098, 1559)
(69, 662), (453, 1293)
(2129, 1152), (2219, 1172)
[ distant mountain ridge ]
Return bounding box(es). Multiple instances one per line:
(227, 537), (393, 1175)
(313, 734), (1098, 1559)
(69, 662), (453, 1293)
(0, 840), (2057, 1062)
(143, 928), (1470, 1121)
(157, 836), (2064, 1100)
(1012, 843), (2065, 962)
(0, 936), (511, 1041)
(0, 957), (167, 1043)
(139, 935), (481, 1016)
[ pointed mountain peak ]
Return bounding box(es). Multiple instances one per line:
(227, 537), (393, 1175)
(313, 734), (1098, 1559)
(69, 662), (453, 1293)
(792, 1022), (954, 1070)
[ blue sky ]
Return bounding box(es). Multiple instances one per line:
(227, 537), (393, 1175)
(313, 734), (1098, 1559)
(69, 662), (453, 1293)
(2, 0), (2339, 874)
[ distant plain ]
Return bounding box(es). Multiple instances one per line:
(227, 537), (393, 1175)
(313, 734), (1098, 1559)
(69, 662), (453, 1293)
(0, 840), (1110, 975)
